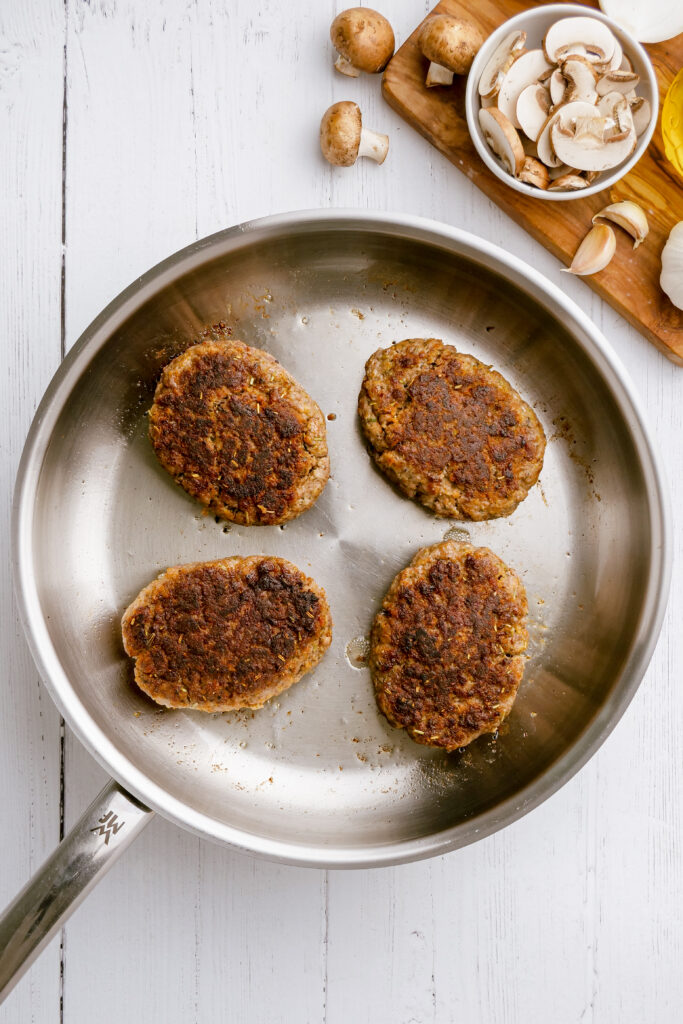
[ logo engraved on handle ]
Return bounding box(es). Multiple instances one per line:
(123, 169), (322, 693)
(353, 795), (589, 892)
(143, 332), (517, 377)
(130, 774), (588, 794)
(90, 810), (125, 846)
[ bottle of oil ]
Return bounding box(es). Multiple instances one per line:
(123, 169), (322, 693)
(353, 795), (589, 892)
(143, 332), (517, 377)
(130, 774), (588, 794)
(662, 68), (683, 180)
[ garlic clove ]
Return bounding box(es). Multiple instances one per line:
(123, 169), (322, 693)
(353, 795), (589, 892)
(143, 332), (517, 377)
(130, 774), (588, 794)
(563, 224), (616, 276)
(660, 222), (683, 311)
(592, 200), (649, 248)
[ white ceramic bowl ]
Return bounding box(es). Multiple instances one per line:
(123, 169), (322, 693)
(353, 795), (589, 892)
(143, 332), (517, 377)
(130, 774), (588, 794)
(465, 3), (658, 201)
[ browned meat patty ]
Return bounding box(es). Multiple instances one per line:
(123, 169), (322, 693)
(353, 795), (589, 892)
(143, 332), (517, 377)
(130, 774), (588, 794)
(121, 556), (332, 712)
(370, 541), (528, 750)
(149, 338), (329, 525)
(358, 338), (546, 520)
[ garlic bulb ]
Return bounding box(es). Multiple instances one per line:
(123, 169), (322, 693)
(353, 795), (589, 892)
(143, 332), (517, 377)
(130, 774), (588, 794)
(660, 222), (683, 311)
(599, 2), (683, 44)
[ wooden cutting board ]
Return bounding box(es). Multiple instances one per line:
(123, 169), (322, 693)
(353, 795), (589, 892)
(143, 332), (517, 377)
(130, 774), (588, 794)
(382, 0), (683, 363)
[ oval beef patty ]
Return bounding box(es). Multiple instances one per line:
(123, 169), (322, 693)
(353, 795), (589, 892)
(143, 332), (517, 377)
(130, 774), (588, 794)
(358, 338), (546, 520)
(149, 338), (329, 525)
(370, 541), (528, 750)
(122, 556), (332, 712)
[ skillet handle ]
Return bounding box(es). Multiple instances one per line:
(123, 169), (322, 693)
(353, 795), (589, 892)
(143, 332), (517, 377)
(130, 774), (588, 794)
(0, 779), (153, 1004)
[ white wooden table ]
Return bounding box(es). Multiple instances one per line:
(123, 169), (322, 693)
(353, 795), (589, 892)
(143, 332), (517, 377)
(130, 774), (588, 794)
(1, 2), (681, 1021)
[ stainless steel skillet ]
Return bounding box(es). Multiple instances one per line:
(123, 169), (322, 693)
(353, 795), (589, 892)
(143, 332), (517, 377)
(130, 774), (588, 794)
(0, 210), (671, 999)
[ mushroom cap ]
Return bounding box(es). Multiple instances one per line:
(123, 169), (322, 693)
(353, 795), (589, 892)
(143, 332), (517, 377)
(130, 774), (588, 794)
(417, 14), (484, 75)
(320, 101), (362, 166)
(330, 7), (395, 73)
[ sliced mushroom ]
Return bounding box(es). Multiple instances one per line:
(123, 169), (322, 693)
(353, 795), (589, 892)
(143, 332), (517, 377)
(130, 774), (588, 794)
(548, 162), (579, 180)
(330, 8), (395, 77)
(561, 56), (598, 104)
(629, 96), (651, 136)
(518, 156), (550, 188)
(547, 173), (589, 191)
(561, 43), (587, 60)
(516, 84), (551, 141)
(549, 68), (567, 106)
(544, 17), (616, 65)
(536, 111), (564, 168)
(320, 102), (389, 166)
(609, 37), (624, 71)
(537, 100), (600, 168)
(598, 90), (625, 119)
(481, 93), (498, 109)
(478, 29), (526, 98)
(478, 107), (525, 176)
(619, 52), (634, 73)
(551, 102), (636, 172)
(497, 49), (553, 127)
(418, 15), (484, 87)
(598, 92), (632, 133)
(596, 69), (640, 96)
(522, 136), (539, 158)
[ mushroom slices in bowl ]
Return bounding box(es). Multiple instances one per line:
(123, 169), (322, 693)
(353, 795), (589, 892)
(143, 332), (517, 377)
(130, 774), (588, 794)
(465, 5), (658, 199)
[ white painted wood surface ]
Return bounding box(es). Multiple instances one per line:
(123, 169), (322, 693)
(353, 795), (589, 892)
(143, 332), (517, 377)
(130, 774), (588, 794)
(1, 1), (681, 1020)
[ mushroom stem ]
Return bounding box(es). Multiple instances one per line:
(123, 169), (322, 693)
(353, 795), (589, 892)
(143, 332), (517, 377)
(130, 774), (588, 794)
(357, 127), (389, 164)
(425, 61), (455, 87)
(334, 53), (361, 77)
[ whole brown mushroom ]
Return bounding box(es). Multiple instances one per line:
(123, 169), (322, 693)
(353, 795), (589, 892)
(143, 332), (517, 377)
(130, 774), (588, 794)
(418, 14), (484, 87)
(320, 101), (389, 166)
(330, 7), (395, 77)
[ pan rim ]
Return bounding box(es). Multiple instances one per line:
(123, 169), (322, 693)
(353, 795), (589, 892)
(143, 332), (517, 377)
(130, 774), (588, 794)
(12, 208), (672, 868)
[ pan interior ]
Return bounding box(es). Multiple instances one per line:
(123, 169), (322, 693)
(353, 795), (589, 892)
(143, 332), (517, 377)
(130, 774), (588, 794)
(29, 224), (653, 852)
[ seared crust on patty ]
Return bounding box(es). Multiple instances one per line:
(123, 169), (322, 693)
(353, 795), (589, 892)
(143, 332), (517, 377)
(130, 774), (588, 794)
(370, 541), (528, 750)
(122, 556), (332, 712)
(149, 339), (329, 525)
(358, 338), (545, 520)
